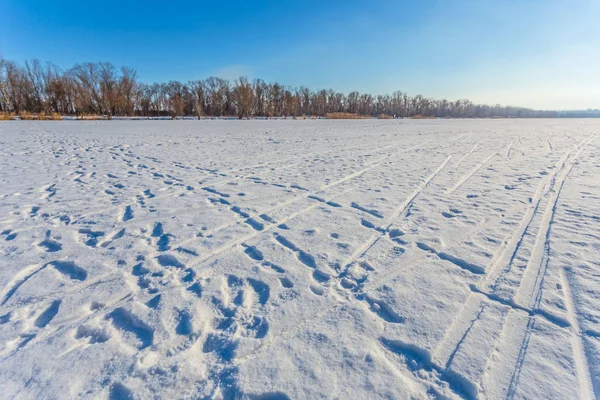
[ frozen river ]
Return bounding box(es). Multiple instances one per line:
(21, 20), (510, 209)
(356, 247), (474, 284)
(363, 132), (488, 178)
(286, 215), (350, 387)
(0, 119), (599, 399)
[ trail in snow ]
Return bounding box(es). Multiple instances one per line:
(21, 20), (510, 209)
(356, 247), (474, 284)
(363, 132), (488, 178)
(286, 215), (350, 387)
(0, 119), (599, 400)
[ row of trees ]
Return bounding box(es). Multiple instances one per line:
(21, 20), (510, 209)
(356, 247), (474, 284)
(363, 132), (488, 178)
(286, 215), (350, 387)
(0, 57), (594, 119)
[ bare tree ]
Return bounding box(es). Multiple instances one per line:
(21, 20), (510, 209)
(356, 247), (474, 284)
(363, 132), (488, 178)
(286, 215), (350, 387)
(233, 77), (254, 119)
(0, 56), (572, 119)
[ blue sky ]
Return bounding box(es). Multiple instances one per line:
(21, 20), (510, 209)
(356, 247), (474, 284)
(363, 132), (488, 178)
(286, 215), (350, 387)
(1, 0), (599, 109)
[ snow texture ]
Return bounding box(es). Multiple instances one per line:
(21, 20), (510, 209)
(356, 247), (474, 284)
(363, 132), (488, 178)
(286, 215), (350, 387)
(0, 119), (599, 399)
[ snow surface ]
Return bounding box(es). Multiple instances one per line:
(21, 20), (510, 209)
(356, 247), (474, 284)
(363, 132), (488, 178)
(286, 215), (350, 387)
(0, 119), (599, 399)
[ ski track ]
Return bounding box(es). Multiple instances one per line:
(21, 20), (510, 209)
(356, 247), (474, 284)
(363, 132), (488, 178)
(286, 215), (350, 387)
(432, 133), (596, 399)
(561, 267), (596, 400)
(338, 155), (452, 276)
(456, 142), (479, 166)
(0, 120), (599, 399)
(505, 140), (514, 159)
(446, 151), (497, 194)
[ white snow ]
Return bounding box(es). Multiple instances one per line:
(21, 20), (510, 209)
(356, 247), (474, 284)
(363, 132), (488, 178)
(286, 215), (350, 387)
(0, 119), (599, 399)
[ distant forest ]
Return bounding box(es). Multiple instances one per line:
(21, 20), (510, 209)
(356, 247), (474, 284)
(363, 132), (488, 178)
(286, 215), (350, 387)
(1, 58), (598, 119)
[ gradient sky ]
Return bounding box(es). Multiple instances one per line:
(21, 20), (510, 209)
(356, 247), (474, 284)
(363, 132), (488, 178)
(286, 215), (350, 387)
(1, 0), (599, 110)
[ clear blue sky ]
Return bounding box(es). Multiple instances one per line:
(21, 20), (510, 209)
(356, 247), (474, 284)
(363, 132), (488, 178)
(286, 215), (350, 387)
(2, 0), (599, 109)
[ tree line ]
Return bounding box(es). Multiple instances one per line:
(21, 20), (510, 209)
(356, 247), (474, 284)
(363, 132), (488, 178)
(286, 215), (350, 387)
(0, 57), (597, 119)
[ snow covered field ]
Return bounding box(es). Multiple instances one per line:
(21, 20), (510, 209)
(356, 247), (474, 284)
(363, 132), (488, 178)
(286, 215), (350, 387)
(0, 119), (599, 399)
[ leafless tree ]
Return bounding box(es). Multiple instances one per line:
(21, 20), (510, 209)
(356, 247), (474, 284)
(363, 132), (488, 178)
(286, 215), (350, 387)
(0, 56), (576, 119)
